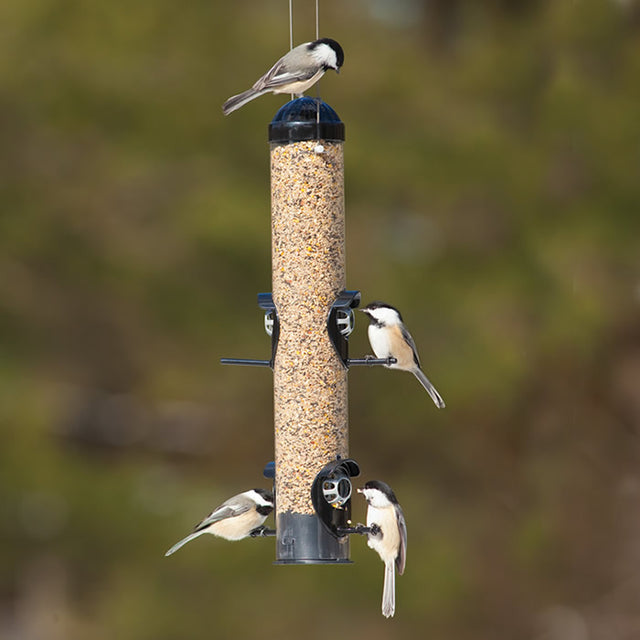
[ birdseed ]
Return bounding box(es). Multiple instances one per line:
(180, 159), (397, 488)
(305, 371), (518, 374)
(270, 139), (348, 516)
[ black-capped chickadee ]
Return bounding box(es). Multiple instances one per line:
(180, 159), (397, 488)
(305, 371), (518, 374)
(361, 301), (445, 409)
(222, 38), (344, 115)
(358, 480), (407, 619)
(164, 488), (274, 556)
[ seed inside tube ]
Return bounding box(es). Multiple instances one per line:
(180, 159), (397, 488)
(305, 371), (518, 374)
(271, 140), (348, 516)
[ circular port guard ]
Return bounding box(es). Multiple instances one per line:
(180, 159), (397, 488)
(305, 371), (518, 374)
(311, 457), (360, 538)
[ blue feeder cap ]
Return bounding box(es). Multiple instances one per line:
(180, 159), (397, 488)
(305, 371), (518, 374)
(269, 97), (344, 144)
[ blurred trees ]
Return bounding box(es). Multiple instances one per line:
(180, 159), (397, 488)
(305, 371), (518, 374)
(1, 1), (639, 638)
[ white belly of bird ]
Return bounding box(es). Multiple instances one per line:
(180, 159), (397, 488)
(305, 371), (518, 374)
(366, 506), (400, 565)
(273, 69), (325, 95)
(368, 325), (392, 359)
(210, 510), (264, 541)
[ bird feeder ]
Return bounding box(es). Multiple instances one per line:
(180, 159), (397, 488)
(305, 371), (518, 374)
(221, 98), (393, 561)
(270, 97), (353, 563)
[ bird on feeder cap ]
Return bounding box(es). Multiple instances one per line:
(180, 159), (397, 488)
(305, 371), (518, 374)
(223, 38), (344, 115)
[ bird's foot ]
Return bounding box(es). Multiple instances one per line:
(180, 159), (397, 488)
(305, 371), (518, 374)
(250, 526), (276, 538)
(337, 523), (371, 536)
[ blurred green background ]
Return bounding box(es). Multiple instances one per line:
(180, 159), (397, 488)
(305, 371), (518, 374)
(1, 0), (639, 638)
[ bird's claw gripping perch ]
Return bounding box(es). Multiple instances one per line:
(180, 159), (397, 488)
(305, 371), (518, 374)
(336, 524), (372, 536)
(250, 526), (276, 537)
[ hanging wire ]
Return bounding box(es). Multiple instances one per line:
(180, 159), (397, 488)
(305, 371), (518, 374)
(289, 0), (294, 50)
(290, 0), (323, 129)
(289, 0), (294, 99)
(315, 0), (321, 127)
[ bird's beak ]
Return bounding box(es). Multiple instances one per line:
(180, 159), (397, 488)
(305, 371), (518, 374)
(356, 488), (363, 494)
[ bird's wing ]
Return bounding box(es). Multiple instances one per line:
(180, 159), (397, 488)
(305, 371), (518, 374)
(401, 325), (421, 369)
(193, 495), (253, 532)
(253, 56), (318, 92)
(395, 503), (408, 576)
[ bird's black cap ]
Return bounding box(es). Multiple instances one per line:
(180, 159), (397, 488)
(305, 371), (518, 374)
(361, 301), (403, 321)
(363, 480), (399, 504)
(310, 38), (344, 69)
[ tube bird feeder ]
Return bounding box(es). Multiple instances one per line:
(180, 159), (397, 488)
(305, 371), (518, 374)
(269, 97), (352, 563)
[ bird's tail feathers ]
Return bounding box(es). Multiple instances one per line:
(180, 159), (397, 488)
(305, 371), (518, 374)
(164, 530), (206, 557)
(222, 88), (266, 115)
(382, 561), (396, 618)
(413, 368), (445, 409)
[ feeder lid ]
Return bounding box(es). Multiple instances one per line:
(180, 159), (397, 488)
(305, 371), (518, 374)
(269, 97), (345, 143)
